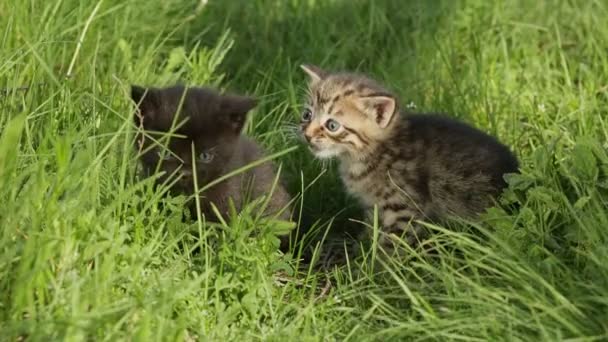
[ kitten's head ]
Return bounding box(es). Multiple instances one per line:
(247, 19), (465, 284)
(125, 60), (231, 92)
(299, 64), (399, 160)
(131, 84), (256, 194)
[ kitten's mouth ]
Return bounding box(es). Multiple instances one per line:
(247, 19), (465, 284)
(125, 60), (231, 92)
(308, 145), (319, 152)
(308, 145), (342, 159)
(308, 145), (330, 156)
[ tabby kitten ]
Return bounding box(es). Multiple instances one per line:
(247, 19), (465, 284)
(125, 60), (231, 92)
(131, 84), (293, 233)
(298, 65), (518, 252)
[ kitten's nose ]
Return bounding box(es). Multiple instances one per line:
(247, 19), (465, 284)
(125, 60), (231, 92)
(178, 170), (193, 188)
(303, 125), (319, 143)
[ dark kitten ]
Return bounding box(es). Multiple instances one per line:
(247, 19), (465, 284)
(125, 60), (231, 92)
(131, 85), (293, 238)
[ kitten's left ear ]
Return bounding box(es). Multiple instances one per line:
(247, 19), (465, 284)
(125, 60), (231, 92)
(300, 64), (327, 83)
(130, 84), (159, 125)
(357, 95), (397, 129)
(131, 85), (147, 105)
(221, 94), (257, 133)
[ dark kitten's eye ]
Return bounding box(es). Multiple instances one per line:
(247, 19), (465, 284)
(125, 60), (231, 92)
(325, 119), (341, 132)
(301, 108), (313, 122)
(199, 151), (214, 163)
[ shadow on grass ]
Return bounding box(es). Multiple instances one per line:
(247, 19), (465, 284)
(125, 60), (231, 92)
(179, 0), (457, 254)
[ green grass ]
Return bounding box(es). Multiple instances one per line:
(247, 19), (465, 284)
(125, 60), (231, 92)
(1, 0), (608, 340)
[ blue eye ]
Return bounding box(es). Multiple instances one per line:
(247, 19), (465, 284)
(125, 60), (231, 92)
(325, 119), (341, 132)
(199, 151), (214, 163)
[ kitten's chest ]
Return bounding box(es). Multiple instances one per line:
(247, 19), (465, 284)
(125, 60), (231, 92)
(339, 155), (422, 207)
(339, 162), (390, 206)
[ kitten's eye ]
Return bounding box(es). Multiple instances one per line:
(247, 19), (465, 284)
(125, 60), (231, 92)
(302, 108), (313, 122)
(325, 119), (341, 132)
(199, 151), (214, 163)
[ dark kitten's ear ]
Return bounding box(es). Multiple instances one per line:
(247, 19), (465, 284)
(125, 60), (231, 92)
(220, 94), (257, 133)
(300, 64), (327, 83)
(130, 85), (159, 124)
(131, 85), (147, 105)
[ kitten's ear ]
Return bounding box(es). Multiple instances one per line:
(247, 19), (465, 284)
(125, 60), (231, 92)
(130, 85), (158, 119)
(131, 85), (147, 105)
(358, 95), (397, 129)
(300, 64), (327, 83)
(221, 94), (257, 133)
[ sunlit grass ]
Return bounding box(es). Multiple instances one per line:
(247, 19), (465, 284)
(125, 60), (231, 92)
(1, 0), (607, 340)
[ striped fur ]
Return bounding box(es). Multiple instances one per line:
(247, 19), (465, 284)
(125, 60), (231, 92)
(299, 65), (519, 255)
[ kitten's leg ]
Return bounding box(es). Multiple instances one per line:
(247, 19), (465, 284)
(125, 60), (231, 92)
(379, 204), (429, 255)
(364, 208), (375, 222)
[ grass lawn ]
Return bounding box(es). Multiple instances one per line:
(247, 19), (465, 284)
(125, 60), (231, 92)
(1, 0), (608, 340)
